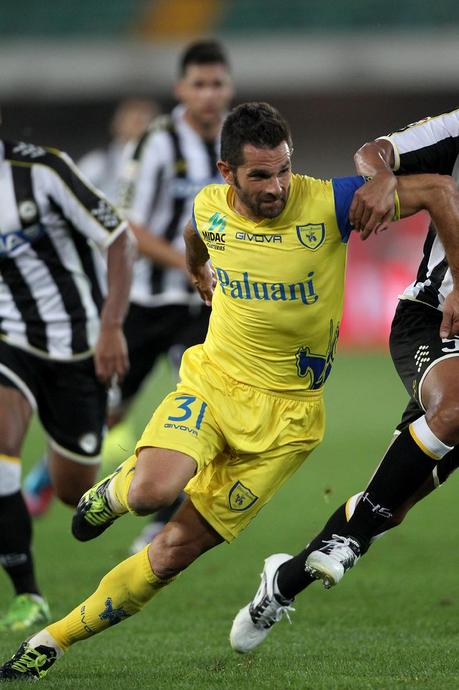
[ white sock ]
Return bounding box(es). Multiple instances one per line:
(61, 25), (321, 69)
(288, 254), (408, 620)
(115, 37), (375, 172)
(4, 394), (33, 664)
(28, 630), (64, 657)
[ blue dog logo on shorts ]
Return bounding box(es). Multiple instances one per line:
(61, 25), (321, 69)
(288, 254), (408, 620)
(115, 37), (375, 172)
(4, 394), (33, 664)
(228, 481), (258, 511)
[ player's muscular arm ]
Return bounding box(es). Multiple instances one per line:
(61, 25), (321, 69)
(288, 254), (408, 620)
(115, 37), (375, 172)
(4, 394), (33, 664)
(96, 228), (135, 384)
(131, 222), (187, 272)
(184, 220), (215, 307)
(398, 173), (459, 338)
(351, 138), (397, 239)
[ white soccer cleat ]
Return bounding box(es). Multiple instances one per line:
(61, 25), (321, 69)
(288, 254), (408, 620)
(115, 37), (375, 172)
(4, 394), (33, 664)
(305, 534), (361, 589)
(230, 553), (295, 653)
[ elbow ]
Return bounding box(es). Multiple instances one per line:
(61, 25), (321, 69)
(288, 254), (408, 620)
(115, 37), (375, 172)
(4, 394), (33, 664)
(428, 175), (459, 210)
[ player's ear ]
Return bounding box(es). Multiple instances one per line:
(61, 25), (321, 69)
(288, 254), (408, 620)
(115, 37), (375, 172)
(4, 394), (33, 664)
(217, 160), (234, 185)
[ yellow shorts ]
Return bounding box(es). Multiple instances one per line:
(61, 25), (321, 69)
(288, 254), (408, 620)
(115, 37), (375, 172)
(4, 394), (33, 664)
(136, 345), (325, 542)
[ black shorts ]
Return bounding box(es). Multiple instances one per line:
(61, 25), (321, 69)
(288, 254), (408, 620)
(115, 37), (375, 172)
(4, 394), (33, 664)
(120, 302), (210, 403)
(0, 340), (106, 463)
(390, 299), (459, 483)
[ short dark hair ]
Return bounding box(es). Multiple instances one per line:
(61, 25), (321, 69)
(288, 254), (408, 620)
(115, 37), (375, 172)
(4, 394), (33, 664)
(220, 102), (293, 168)
(179, 40), (230, 76)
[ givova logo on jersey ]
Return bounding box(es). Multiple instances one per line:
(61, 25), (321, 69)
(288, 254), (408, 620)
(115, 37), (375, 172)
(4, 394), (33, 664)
(296, 320), (339, 388)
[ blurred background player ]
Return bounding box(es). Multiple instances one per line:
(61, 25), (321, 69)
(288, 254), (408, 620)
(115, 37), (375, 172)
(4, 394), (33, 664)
(0, 135), (133, 632)
(24, 39), (234, 555)
(23, 98), (157, 519)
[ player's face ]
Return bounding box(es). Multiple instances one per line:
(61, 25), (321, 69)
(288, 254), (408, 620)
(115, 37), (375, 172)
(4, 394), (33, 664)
(175, 63), (233, 129)
(219, 142), (292, 221)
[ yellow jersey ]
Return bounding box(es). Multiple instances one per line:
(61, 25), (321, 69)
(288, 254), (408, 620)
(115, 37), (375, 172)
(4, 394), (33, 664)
(192, 173), (366, 396)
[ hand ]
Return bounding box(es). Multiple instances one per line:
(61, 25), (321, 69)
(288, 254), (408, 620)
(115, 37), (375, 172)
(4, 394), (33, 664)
(94, 326), (129, 386)
(350, 170), (397, 240)
(189, 261), (216, 306)
(440, 289), (459, 338)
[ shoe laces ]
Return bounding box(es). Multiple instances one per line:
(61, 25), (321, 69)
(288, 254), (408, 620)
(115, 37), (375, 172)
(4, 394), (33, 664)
(320, 534), (360, 568)
(83, 483), (115, 527)
(250, 595), (296, 630)
(10, 646), (51, 677)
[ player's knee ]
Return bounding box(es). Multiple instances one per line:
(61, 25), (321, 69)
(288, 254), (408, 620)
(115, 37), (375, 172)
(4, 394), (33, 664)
(128, 481), (179, 515)
(54, 484), (81, 507)
(426, 398), (459, 446)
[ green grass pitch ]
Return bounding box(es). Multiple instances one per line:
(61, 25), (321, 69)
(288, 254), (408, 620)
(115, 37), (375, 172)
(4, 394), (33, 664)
(1, 353), (459, 689)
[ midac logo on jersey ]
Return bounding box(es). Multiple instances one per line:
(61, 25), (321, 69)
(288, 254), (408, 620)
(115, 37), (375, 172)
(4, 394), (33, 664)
(296, 223), (325, 250)
(228, 481), (258, 511)
(296, 320), (339, 388)
(207, 211), (226, 234)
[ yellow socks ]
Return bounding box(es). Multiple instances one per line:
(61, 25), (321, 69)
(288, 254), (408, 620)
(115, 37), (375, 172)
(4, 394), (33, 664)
(46, 546), (173, 651)
(108, 453), (138, 513)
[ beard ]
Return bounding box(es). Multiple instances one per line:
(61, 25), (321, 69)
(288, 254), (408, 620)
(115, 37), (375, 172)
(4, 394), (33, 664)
(234, 177), (288, 219)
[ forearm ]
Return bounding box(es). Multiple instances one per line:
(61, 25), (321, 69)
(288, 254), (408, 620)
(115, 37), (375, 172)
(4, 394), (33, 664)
(131, 223), (187, 271)
(184, 221), (209, 272)
(354, 139), (395, 176)
(101, 229), (135, 329)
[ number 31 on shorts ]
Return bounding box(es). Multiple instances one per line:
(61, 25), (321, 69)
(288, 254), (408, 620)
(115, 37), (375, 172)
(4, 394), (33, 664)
(167, 395), (208, 429)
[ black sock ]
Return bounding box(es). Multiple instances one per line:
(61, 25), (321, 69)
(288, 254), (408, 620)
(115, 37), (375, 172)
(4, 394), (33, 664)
(346, 426), (438, 549)
(276, 490), (408, 601)
(0, 491), (40, 596)
(277, 501), (352, 599)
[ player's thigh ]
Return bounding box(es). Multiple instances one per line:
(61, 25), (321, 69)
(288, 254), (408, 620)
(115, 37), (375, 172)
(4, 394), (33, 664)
(129, 447), (198, 511)
(36, 357), (107, 468)
(0, 382), (33, 456)
(119, 303), (189, 407)
(390, 299), (452, 408)
(0, 341), (37, 455)
(131, 387), (226, 508)
(48, 449), (100, 507)
(186, 441), (318, 543)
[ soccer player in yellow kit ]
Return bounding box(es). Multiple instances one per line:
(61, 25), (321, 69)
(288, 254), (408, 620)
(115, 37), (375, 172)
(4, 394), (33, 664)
(2, 102), (458, 680)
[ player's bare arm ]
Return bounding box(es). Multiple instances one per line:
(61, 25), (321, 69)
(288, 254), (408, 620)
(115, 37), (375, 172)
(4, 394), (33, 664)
(95, 228), (135, 384)
(184, 219), (215, 306)
(397, 173), (459, 337)
(131, 222), (187, 272)
(351, 138), (397, 238)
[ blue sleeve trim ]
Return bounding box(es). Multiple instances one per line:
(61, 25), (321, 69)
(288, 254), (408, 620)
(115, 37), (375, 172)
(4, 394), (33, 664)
(332, 176), (366, 243)
(191, 202), (200, 236)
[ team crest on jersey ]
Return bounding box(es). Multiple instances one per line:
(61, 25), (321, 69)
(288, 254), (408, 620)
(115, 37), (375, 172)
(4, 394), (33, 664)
(228, 481), (258, 512)
(296, 223), (325, 250)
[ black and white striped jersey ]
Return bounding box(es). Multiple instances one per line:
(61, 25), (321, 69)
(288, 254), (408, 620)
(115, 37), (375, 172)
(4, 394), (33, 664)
(0, 140), (127, 360)
(119, 105), (222, 308)
(381, 107), (459, 310)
